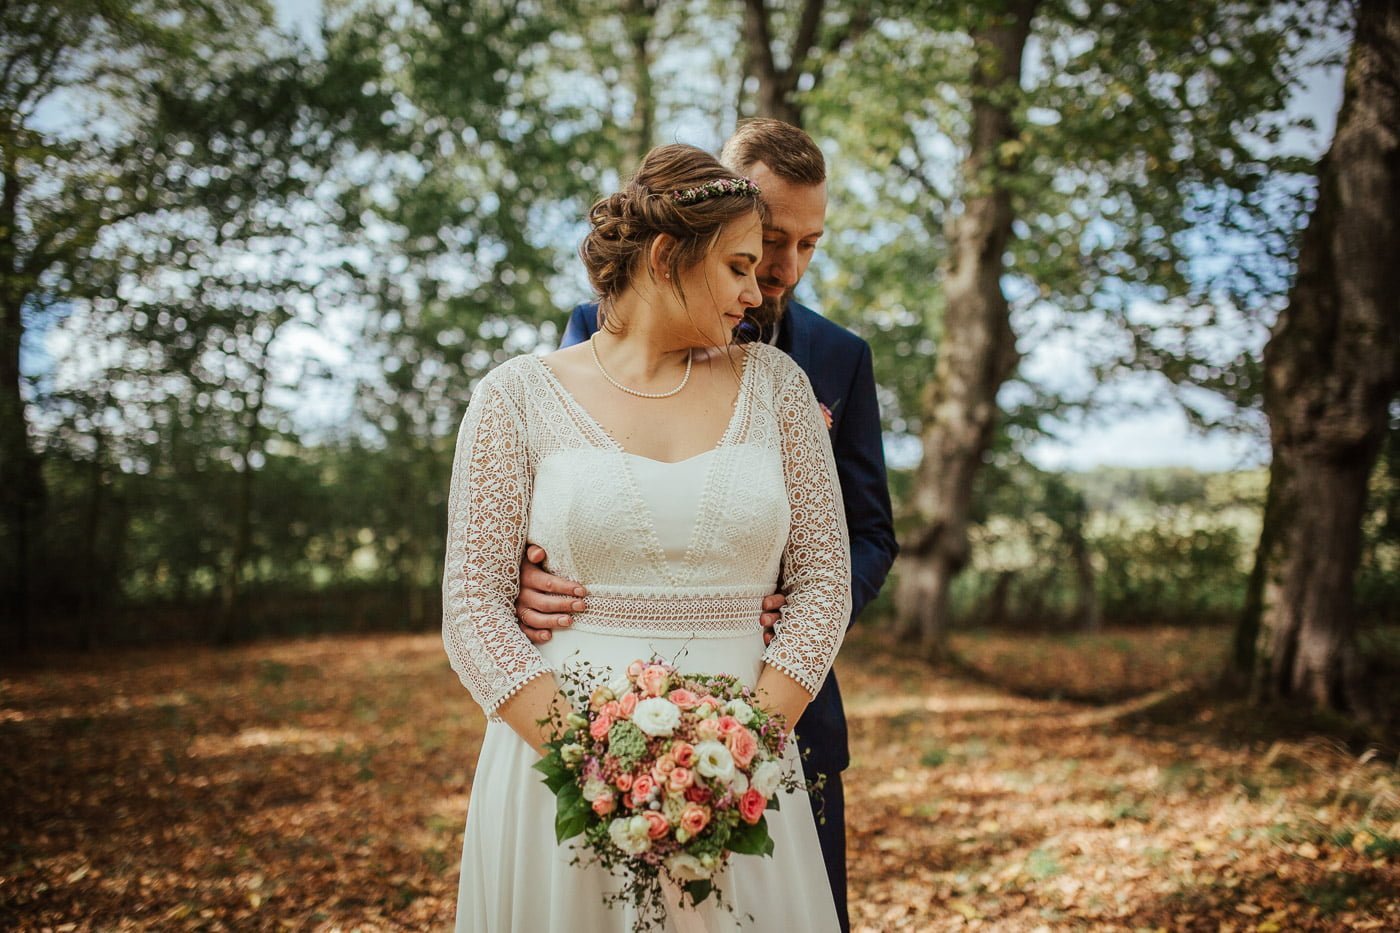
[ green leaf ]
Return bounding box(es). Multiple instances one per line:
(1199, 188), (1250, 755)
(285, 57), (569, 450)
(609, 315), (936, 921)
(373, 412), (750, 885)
(532, 755), (577, 795)
(554, 793), (590, 842)
(727, 817), (775, 857)
(683, 879), (714, 904)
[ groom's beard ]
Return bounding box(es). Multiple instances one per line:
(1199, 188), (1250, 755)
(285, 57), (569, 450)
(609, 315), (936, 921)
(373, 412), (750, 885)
(748, 285), (793, 338)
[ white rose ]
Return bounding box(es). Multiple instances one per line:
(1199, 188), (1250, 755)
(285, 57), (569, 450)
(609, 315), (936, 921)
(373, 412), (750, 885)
(582, 776), (610, 803)
(560, 743), (585, 766)
(665, 852), (713, 882)
(751, 760), (783, 797)
(607, 671), (633, 699)
(632, 697), (681, 737)
(725, 698), (755, 725)
(693, 740), (735, 784)
(608, 815), (652, 855)
(729, 770), (749, 794)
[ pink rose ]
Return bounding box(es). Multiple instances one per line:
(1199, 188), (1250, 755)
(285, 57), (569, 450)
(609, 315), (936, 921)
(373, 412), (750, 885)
(651, 754), (676, 784)
(685, 785), (712, 804)
(644, 810), (670, 840)
(618, 692), (638, 718)
(591, 793), (616, 817)
(679, 803), (710, 835)
(668, 688), (700, 710)
(701, 696), (723, 712)
(631, 773), (657, 801)
(670, 741), (695, 768)
(716, 715), (742, 736)
(639, 664), (670, 697)
(695, 719), (721, 742)
(600, 700), (621, 720)
(626, 660), (645, 679)
(726, 728), (759, 769)
(614, 772), (633, 792)
(668, 767), (694, 792)
(589, 714), (613, 741)
(739, 788), (766, 825)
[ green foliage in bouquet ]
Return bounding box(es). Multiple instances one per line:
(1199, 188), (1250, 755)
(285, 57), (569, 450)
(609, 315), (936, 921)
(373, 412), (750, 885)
(530, 658), (811, 931)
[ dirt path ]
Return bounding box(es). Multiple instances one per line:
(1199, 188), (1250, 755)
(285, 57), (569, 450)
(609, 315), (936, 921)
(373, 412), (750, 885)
(2, 633), (1395, 931)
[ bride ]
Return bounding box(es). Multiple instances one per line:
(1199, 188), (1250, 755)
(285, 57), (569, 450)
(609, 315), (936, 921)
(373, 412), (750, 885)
(443, 143), (850, 931)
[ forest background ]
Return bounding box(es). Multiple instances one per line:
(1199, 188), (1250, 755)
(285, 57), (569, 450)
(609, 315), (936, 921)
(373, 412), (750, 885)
(4, 1), (1400, 928)
(2, 0), (1397, 717)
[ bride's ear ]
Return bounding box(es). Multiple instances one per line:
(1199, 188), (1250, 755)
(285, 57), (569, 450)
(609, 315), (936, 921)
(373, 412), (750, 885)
(646, 234), (677, 284)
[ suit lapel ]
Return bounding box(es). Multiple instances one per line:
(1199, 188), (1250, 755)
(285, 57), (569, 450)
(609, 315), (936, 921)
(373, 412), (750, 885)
(781, 302), (815, 374)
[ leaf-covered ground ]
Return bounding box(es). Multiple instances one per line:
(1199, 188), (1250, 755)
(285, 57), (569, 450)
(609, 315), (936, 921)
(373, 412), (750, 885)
(2, 627), (1396, 931)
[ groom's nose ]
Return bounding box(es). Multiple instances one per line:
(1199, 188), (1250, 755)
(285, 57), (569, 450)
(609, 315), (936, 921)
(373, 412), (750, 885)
(761, 248), (800, 290)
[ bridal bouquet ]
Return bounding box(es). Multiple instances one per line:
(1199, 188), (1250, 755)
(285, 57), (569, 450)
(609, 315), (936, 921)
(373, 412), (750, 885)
(534, 658), (809, 928)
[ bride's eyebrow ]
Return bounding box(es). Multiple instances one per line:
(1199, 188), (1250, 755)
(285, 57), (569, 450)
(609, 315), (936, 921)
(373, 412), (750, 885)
(730, 252), (759, 265)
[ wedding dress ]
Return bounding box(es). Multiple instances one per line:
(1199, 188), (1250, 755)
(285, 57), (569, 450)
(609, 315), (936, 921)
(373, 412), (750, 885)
(443, 343), (850, 932)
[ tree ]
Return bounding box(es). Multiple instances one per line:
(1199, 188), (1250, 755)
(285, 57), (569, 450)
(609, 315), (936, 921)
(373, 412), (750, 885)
(0, 1), (292, 646)
(798, 0), (1331, 655)
(10, 1), (389, 644)
(1235, 0), (1399, 717)
(740, 0), (872, 125)
(893, 0), (1037, 658)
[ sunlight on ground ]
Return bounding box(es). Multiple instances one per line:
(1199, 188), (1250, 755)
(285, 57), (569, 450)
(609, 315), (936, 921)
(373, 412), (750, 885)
(2, 631), (1396, 931)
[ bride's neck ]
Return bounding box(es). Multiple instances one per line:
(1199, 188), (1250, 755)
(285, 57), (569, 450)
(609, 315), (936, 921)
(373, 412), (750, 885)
(596, 297), (693, 382)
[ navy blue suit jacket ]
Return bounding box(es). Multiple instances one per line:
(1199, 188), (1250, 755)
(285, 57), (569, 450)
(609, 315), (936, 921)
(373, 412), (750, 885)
(561, 301), (898, 773)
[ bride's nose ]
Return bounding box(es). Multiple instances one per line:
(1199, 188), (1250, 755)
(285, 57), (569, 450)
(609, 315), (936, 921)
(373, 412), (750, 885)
(740, 272), (762, 308)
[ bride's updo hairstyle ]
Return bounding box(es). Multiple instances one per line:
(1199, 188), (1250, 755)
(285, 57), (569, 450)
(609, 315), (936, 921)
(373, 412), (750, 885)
(580, 143), (765, 332)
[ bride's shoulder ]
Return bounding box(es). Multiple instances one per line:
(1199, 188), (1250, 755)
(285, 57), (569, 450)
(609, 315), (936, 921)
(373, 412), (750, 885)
(472, 353), (545, 398)
(742, 341), (807, 386)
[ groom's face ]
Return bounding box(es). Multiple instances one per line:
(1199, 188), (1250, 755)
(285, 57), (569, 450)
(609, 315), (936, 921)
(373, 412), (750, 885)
(744, 162), (826, 322)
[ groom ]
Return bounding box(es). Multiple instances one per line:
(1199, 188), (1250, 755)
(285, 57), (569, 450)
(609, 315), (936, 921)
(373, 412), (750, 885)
(516, 119), (897, 932)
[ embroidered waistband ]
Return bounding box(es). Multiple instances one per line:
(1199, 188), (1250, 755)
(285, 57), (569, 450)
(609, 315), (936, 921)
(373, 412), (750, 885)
(570, 592), (765, 638)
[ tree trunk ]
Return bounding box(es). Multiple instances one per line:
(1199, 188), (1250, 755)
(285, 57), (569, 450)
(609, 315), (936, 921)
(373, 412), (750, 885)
(78, 425), (108, 652)
(1068, 524), (1100, 633)
(218, 378), (268, 644)
(742, 0), (825, 127)
(622, 0), (657, 165)
(981, 569), (1015, 627)
(895, 1), (1038, 659)
(1239, 0), (1400, 718)
(0, 141), (42, 650)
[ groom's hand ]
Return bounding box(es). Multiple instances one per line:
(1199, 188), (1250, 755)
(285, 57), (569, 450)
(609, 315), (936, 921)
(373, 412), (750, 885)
(759, 593), (786, 646)
(516, 545), (587, 644)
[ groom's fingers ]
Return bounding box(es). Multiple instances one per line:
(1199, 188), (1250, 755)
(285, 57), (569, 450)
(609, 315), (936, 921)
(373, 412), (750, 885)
(759, 593), (785, 644)
(518, 591), (583, 615)
(518, 606), (572, 634)
(521, 560), (588, 599)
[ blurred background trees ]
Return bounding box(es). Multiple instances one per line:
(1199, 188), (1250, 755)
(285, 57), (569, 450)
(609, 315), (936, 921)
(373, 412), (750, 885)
(4, 0), (1395, 725)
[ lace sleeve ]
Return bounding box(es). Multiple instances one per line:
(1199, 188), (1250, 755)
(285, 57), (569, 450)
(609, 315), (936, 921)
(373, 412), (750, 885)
(442, 370), (553, 715)
(763, 362), (853, 697)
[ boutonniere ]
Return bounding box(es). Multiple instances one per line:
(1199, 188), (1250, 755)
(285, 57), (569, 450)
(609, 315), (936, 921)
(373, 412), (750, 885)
(818, 402), (834, 431)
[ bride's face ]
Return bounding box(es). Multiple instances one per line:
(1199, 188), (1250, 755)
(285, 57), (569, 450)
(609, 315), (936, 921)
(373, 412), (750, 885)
(670, 213), (763, 348)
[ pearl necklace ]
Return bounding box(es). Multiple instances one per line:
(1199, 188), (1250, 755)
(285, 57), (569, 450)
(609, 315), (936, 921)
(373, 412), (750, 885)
(590, 334), (693, 399)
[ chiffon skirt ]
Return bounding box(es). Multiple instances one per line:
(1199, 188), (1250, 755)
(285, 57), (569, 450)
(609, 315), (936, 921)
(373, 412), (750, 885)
(454, 626), (840, 932)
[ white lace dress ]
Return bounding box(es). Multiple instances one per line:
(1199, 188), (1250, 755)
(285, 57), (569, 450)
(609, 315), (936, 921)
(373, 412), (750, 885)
(443, 343), (851, 932)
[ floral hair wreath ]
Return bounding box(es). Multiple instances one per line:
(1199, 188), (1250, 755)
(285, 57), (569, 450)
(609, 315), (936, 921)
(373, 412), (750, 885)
(670, 176), (762, 205)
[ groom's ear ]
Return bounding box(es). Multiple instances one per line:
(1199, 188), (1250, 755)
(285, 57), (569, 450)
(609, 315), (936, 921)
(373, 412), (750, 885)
(646, 234), (677, 282)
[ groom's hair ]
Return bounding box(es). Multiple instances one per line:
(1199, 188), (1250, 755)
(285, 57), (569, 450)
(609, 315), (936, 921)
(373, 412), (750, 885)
(720, 119), (826, 185)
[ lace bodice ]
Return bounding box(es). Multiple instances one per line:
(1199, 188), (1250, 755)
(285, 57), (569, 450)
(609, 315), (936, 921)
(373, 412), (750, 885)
(442, 343), (852, 714)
